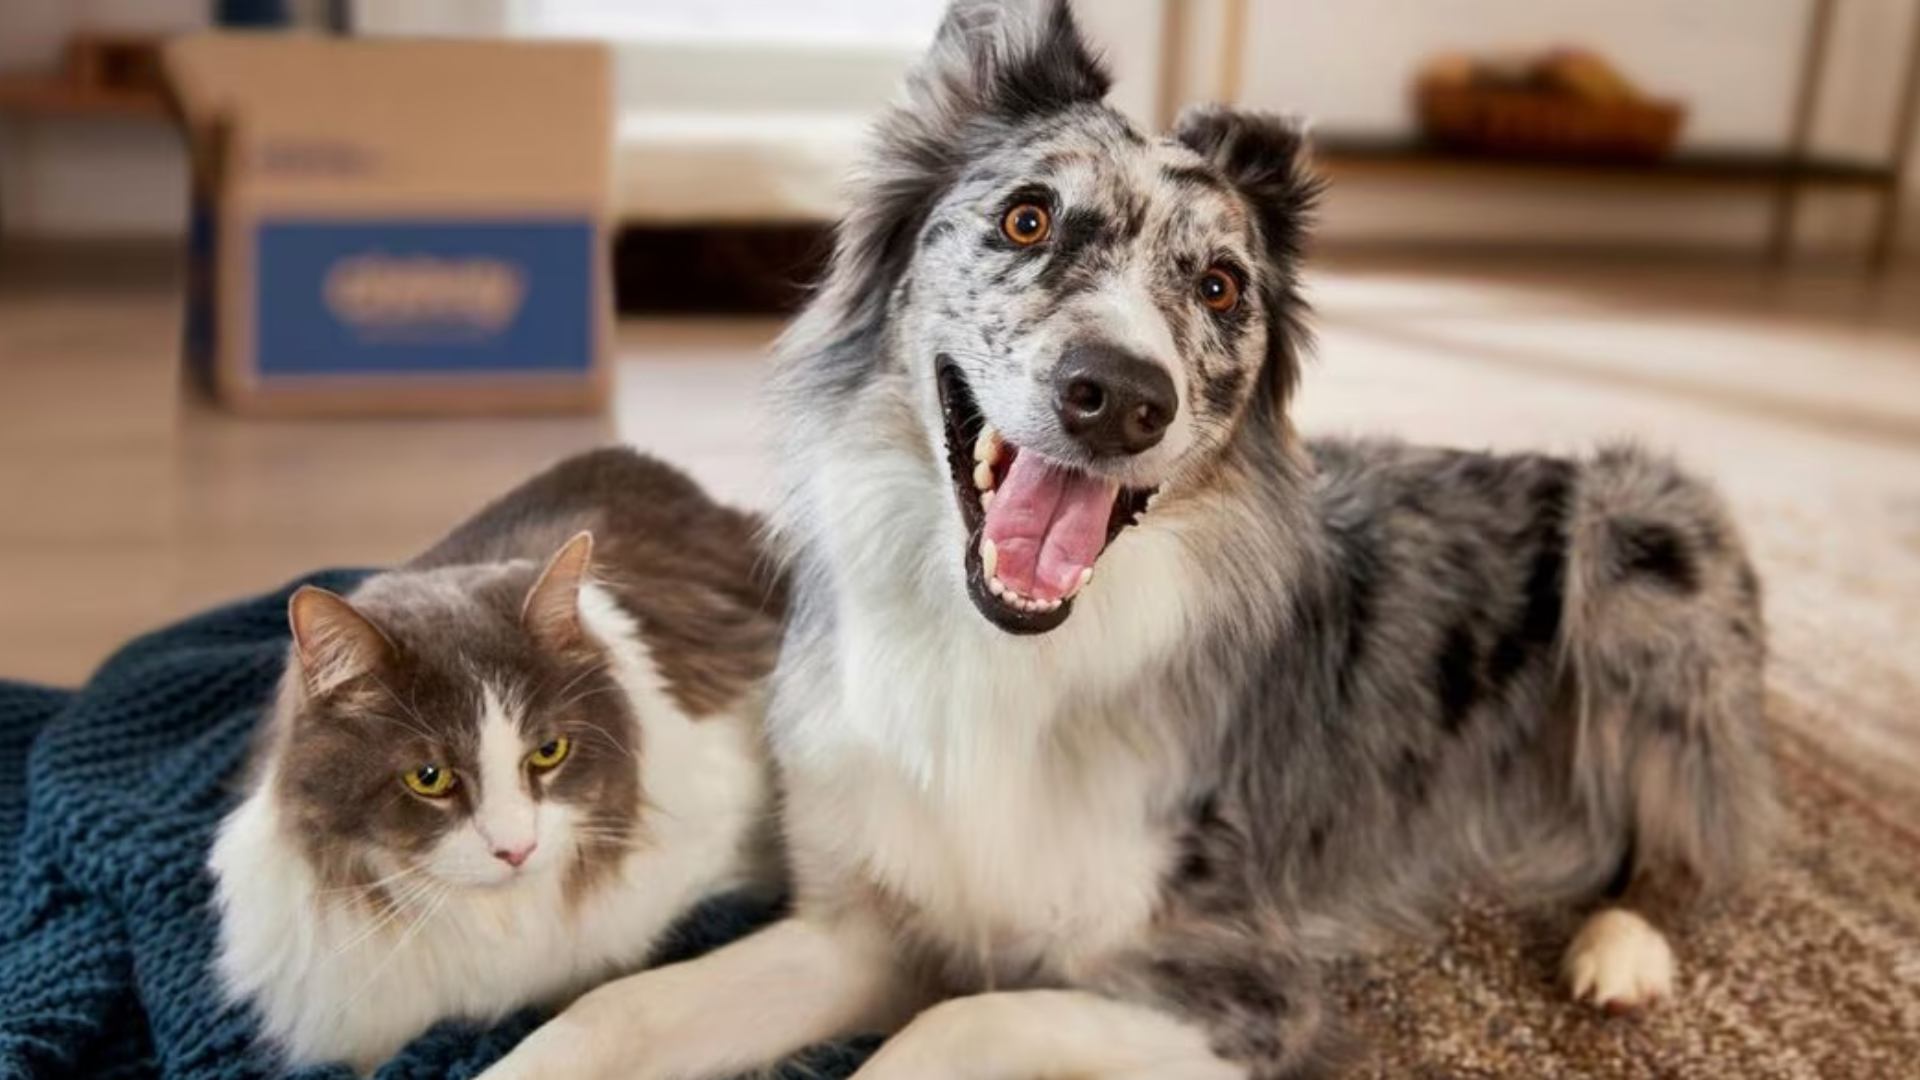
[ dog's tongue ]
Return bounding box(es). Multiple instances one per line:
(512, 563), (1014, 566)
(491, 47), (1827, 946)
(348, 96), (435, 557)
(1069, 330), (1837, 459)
(983, 453), (1118, 602)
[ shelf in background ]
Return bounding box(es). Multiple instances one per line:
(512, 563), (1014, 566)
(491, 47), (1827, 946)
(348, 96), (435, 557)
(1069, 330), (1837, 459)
(0, 76), (168, 119)
(1315, 136), (1897, 191)
(1177, 0), (1920, 274)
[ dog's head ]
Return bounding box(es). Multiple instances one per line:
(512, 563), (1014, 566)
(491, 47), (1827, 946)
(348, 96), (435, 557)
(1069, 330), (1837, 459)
(810, 0), (1318, 635)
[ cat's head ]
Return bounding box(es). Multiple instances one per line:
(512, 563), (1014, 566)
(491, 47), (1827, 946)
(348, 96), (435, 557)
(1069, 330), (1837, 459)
(275, 533), (641, 894)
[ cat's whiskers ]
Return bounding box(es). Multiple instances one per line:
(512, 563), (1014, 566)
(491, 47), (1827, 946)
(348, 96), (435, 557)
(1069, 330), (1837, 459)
(322, 873), (445, 959)
(570, 722), (639, 765)
(358, 674), (439, 743)
(324, 880), (439, 953)
(313, 862), (423, 897)
(328, 882), (454, 1023)
(546, 658), (611, 711)
(549, 682), (626, 720)
(569, 829), (646, 852)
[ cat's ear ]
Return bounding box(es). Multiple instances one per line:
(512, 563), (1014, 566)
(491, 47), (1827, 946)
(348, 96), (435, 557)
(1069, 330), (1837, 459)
(288, 586), (393, 698)
(523, 531), (595, 652)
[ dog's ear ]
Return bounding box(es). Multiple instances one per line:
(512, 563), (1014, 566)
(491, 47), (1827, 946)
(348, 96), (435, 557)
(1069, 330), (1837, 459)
(1174, 104), (1319, 274)
(909, 0), (1111, 123)
(1175, 105), (1321, 418)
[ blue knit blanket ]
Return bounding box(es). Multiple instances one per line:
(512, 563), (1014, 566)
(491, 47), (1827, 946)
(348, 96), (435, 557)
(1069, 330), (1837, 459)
(0, 574), (875, 1080)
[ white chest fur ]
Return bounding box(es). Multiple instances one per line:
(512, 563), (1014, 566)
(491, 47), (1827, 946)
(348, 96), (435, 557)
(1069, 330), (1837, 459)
(209, 590), (769, 1072)
(797, 720), (1180, 983)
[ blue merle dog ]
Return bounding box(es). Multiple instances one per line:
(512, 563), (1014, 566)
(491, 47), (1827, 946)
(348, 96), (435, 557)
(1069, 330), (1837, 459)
(483, 3), (1774, 1078)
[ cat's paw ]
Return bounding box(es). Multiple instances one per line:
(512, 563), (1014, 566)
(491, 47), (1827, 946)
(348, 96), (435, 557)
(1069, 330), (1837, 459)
(1563, 908), (1675, 1014)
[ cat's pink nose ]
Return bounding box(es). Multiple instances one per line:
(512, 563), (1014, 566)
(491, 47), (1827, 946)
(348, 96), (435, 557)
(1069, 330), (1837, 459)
(492, 842), (536, 869)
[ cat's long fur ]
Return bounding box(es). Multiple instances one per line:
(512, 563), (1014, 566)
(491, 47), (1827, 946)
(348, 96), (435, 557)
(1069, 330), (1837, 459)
(482, 4), (1773, 1078)
(210, 449), (782, 1072)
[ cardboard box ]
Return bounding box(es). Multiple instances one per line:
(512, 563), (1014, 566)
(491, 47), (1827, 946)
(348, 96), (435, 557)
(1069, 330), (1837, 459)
(165, 34), (613, 416)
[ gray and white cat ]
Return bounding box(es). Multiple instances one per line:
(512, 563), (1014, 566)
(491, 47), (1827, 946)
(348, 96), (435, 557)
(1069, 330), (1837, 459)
(208, 448), (783, 1072)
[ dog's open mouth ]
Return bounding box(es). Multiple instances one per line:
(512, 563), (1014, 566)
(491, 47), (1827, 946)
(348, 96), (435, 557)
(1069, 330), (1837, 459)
(937, 358), (1153, 635)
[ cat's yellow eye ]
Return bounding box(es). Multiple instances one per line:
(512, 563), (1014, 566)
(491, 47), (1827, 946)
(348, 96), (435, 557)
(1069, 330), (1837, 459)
(527, 736), (571, 772)
(403, 764), (457, 798)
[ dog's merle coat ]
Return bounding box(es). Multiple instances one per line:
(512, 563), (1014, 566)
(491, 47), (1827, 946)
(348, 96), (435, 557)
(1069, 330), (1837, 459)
(482, 4), (1773, 1078)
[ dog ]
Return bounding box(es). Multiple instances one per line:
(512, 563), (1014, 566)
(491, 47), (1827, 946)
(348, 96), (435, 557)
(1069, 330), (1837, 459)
(481, 2), (1773, 1077)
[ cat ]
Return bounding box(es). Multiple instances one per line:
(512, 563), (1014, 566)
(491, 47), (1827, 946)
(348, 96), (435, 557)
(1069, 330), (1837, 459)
(208, 447), (785, 1073)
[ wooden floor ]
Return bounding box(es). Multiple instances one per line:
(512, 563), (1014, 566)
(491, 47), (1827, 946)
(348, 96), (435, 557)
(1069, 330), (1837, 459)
(3, 248), (1918, 744)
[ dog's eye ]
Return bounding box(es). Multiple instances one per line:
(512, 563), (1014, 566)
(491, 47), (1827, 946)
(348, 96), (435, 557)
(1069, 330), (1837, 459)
(1002, 203), (1051, 246)
(1197, 268), (1241, 313)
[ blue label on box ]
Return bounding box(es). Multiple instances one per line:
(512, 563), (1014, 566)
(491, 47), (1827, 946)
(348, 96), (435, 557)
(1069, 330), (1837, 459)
(254, 220), (596, 378)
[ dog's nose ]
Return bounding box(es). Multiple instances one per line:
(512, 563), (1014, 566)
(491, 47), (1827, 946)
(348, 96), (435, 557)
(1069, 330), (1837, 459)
(1052, 345), (1177, 457)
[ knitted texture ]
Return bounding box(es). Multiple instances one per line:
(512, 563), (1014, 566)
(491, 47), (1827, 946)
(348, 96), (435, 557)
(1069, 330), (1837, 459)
(0, 574), (875, 1080)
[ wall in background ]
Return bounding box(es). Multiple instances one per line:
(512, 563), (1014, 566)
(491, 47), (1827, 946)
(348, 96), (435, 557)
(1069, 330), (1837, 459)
(1072, 0), (1164, 127)
(0, 0), (204, 238)
(3, 0), (1916, 262)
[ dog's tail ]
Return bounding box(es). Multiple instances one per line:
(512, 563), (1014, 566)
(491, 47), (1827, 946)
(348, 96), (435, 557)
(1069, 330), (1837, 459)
(1557, 442), (1777, 923)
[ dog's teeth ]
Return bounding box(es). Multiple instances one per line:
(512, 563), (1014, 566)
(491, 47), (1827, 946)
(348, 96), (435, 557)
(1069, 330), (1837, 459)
(973, 461), (995, 492)
(987, 575), (1006, 598)
(973, 426), (1004, 465)
(1078, 567), (1094, 592)
(980, 538), (998, 580)
(981, 490), (995, 513)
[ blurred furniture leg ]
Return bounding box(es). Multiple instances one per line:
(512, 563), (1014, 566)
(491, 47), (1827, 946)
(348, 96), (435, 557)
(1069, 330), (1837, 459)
(1769, 0), (1836, 271)
(1217, 0), (1249, 105)
(1154, 0), (1186, 131)
(1870, 0), (1920, 275)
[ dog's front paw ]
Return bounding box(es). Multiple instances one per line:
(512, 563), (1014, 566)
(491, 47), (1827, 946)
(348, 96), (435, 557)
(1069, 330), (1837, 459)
(1563, 908), (1676, 1014)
